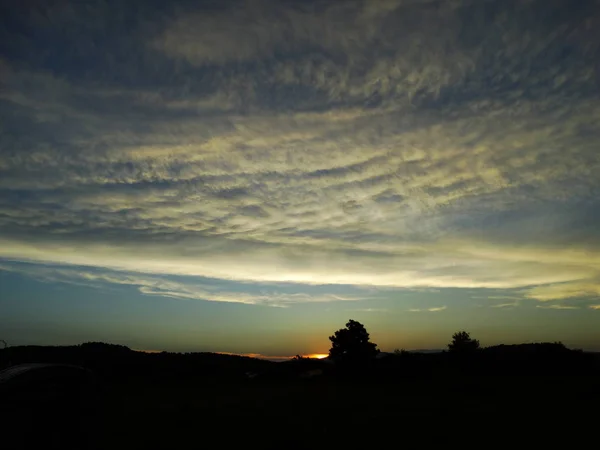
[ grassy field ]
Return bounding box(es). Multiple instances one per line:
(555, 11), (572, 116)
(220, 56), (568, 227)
(9, 374), (591, 449)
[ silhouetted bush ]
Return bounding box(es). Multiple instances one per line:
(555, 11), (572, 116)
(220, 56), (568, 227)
(448, 331), (480, 354)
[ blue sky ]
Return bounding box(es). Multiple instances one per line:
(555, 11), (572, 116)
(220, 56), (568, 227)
(1, 0), (600, 355)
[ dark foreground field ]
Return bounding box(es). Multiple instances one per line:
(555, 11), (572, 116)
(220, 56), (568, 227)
(2, 344), (599, 448)
(97, 376), (599, 448)
(4, 376), (600, 448)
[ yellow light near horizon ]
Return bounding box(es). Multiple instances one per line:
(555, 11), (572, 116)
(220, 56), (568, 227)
(306, 354), (328, 359)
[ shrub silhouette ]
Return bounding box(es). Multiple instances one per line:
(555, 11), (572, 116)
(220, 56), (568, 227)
(448, 331), (480, 353)
(328, 319), (379, 364)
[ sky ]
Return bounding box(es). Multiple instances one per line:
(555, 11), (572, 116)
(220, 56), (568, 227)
(1, 0), (600, 357)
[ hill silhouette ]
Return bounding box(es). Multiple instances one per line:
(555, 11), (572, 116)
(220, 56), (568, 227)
(1, 342), (276, 385)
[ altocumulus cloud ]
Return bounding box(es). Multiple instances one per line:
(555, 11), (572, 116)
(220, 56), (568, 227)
(1, 0), (600, 305)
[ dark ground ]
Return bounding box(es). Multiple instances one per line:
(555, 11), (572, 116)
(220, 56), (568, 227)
(1, 344), (599, 448)
(96, 376), (599, 447)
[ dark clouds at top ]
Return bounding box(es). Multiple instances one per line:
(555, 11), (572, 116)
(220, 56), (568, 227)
(1, 0), (600, 305)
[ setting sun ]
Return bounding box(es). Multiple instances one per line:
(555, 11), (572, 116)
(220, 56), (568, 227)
(306, 354), (328, 360)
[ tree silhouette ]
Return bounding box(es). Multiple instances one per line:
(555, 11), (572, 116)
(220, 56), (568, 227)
(448, 331), (480, 353)
(328, 320), (379, 363)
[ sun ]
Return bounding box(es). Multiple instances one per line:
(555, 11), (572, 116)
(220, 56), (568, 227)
(306, 353), (328, 359)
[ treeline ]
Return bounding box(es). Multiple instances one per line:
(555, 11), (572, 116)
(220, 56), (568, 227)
(322, 320), (599, 378)
(373, 343), (597, 379)
(2, 321), (599, 384)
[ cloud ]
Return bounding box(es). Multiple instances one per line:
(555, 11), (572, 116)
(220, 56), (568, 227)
(471, 295), (521, 308)
(0, 236), (597, 292)
(1, 0), (600, 305)
(473, 296), (521, 301)
(0, 262), (368, 307)
(535, 305), (580, 310)
(348, 308), (388, 313)
(408, 306), (447, 313)
(589, 305), (600, 310)
(155, 1), (417, 68)
(490, 303), (519, 309)
(524, 282), (600, 302)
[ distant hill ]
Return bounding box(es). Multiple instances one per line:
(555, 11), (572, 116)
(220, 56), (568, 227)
(0, 342), (275, 384)
(2, 341), (598, 385)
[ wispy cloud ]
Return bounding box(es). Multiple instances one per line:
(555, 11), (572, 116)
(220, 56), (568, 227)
(490, 303), (519, 309)
(408, 306), (447, 313)
(1, 238), (598, 294)
(524, 282), (600, 302)
(473, 295), (522, 301)
(472, 295), (522, 308)
(0, 262), (368, 307)
(536, 305), (580, 310)
(348, 308), (388, 313)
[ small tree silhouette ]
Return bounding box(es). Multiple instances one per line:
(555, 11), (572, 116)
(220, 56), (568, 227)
(448, 331), (480, 353)
(328, 319), (379, 364)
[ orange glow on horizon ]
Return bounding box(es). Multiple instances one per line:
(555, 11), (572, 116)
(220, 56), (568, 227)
(133, 350), (330, 361)
(305, 353), (328, 359)
(216, 351), (329, 360)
